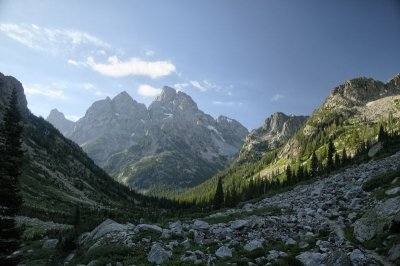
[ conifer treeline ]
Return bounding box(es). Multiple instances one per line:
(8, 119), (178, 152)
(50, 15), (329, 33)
(0, 88), (24, 265)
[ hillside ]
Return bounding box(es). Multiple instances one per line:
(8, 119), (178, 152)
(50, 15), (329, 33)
(0, 72), (168, 225)
(177, 74), (400, 204)
(34, 150), (400, 265)
(47, 87), (248, 194)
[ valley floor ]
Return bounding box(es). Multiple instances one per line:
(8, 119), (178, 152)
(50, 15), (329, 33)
(19, 152), (400, 265)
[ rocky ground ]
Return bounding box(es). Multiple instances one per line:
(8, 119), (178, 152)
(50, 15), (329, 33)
(20, 152), (400, 265)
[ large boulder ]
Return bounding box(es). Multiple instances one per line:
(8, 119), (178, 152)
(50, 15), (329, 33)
(296, 252), (327, 266)
(135, 224), (163, 234)
(230, 219), (249, 230)
(244, 239), (264, 252)
(353, 196), (400, 242)
(215, 246), (232, 258)
(147, 243), (172, 265)
(85, 219), (127, 241)
(192, 220), (209, 230)
(42, 239), (59, 249)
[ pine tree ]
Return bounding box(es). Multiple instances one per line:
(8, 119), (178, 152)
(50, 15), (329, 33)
(334, 153), (340, 169)
(310, 151), (318, 177)
(378, 124), (387, 143)
(326, 139), (335, 173)
(213, 178), (224, 209)
(297, 165), (304, 181)
(285, 165), (292, 184)
(341, 148), (348, 166)
(0, 88), (24, 265)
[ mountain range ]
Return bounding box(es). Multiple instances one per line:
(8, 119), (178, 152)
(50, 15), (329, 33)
(47, 87), (248, 193)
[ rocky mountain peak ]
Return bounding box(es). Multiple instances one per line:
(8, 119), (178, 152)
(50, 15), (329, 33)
(112, 91), (134, 104)
(149, 86), (199, 121)
(388, 73), (400, 90)
(325, 75), (400, 109)
(47, 108), (65, 120)
(156, 86), (176, 101)
(0, 72), (29, 119)
(239, 112), (308, 162)
(46, 108), (75, 135)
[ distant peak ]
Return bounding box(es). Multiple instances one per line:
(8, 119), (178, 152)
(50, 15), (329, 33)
(113, 91), (133, 101)
(47, 108), (66, 119)
(161, 86), (176, 95)
(50, 108), (61, 114)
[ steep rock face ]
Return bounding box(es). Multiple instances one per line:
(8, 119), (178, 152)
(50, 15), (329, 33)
(49, 86), (248, 193)
(0, 72), (139, 219)
(68, 91), (150, 163)
(46, 109), (74, 135)
(0, 72), (29, 119)
(321, 76), (400, 116)
(239, 112), (308, 162)
(280, 74), (400, 160)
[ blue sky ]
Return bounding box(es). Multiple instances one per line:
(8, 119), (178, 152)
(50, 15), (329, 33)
(0, 0), (400, 130)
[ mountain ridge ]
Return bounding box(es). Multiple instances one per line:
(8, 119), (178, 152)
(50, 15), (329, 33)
(47, 86), (249, 193)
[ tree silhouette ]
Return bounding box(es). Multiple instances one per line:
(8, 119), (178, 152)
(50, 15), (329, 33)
(213, 177), (224, 209)
(0, 88), (24, 265)
(326, 139), (335, 173)
(310, 152), (318, 177)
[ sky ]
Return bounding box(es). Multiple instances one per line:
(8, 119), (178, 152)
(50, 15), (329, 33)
(0, 0), (400, 130)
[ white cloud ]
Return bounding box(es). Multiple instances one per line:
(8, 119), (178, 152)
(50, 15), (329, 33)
(174, 83), (189, 91)
(212, 101), (242, 106)
(187, 79), (233, 95)
(87, 56), (176, 79)
(137, 84), (162, 97)
(67, 59), (86, 67)
(83, 83), (95, 90)
(0, 23), (110, 55)
(65, 115), (80, 122)
(25, 86), (66, 99)
(145, 49), (155, 56)
(190, 80), (207, 92)
(271, 94), (284, 102)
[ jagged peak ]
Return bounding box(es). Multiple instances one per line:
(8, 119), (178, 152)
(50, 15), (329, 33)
(47, 108), (65, 119)
(112, 91), (136, 105)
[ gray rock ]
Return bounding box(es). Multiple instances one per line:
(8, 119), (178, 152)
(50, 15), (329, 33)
(169, 221), (183, 235)
(376, 196), (400, 216)
(215, 246), (232, 258)
(147, 243), (172, 265)
(135, 224), (163, 234)
(244, 239), (264, 252)
(161, 229), (171, 239)
(181, 239), (191, 249)
(349, 249), (368, 266)
(323, 251), (351, 266)
(284, 237), (297, 245)
(230, 219), (249, 230)
(181, 250), (205, 264)
(388, 244), (400, 262)
(353, 214), (386, 242)
(385, 187), (400, 196)
(192, 220), (209, 230)
(86, 219), (127, 241)
(296, 252), (327, 266)
(87, 260), (99, 266)
(42, 239), (59, 249)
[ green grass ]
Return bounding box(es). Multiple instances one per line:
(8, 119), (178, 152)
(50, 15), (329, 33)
(362, 168), (400, 192)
